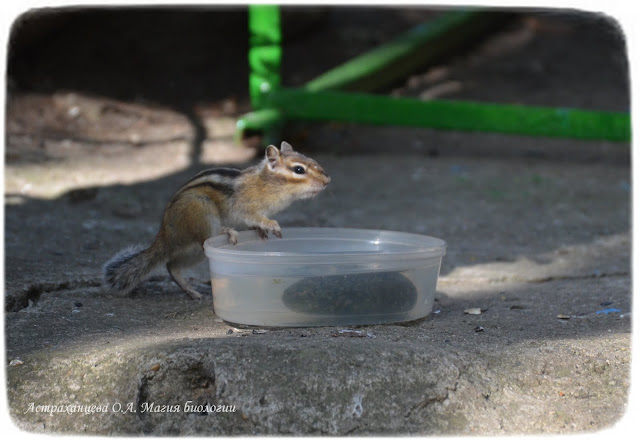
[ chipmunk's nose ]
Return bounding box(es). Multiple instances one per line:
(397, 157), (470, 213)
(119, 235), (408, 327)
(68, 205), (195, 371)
(323, 174), (331, 185)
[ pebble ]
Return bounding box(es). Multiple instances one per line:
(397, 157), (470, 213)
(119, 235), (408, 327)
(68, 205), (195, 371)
(230, 328), (251, 335)
(68, 105), (80, 118)
(9, 359), (24, 367)
(464, 308), (482, 315)
(331, 329), (376, 338)
(150, 363), (161, 372)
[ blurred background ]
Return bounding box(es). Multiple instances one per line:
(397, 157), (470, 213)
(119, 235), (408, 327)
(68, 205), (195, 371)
(5, 6), (629, 200)
(3, 4), (631, 276)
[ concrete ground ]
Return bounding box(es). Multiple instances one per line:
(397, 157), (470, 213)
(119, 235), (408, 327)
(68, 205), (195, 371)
(4, 119), (631, 434)
(4, 6), (632, 436)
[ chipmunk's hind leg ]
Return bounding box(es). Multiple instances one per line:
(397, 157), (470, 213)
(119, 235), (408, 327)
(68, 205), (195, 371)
(166, 262), (204, 300)
(165, 245), (207, 300)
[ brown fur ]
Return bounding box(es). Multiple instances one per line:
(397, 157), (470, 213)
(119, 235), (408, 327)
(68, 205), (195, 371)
(103, 141), (330, 299)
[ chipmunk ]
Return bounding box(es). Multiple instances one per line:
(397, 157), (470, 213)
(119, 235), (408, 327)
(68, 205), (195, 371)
(103, 141), (330, 300)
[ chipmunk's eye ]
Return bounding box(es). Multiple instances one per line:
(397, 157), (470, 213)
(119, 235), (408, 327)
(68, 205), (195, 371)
(293, 165), (306, 175)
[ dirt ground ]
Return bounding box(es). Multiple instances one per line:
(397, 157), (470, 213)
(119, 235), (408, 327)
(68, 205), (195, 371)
(3, 6), (632, 435)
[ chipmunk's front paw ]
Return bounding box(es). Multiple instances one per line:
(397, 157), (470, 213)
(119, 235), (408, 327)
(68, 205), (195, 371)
(269, 220), (282, 238)
(222, 227), (238, 245)
(255, 227), (269, 240)
(262, 219), (282, 239)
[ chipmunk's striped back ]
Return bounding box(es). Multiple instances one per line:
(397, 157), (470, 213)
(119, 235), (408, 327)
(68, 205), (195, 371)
(163, 167), (245, 217)
(177, 167), (241, 196)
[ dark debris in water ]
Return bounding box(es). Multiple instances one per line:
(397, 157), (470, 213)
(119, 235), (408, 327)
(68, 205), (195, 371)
(282, 272), (417, 316)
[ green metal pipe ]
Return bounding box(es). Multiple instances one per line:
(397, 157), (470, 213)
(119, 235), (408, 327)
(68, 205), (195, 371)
(242, 6), (629, 143)
(236, 108), (283, 132)
(235, 108), (284, 146)
(304, 10), (512, 93)
(266, 88), (631, 142)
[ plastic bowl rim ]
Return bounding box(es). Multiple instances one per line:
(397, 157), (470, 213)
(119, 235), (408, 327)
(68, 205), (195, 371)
(203, 227), (446, 259)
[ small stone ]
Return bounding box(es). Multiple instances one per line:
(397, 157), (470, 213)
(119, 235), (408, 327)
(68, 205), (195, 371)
(464, 308), (482, 315)
(331, 329), (375, 338)
(82, 219), (98, 230)
(557, 314), (571, 320)
(474, 326), (484, 333)
(226, 329), (234, 335)
(252, 329), (267, 335)
(68, 106), (81, 118)
(150, 363), (161, 372)
(74, 302), (83, 307)
(9, 359), (24, 366)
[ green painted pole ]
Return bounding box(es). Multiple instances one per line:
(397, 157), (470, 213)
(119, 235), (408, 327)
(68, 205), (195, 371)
(248, 4), (282, 108)
(246, 5), (284, 142)
(266, 88), (631, 142)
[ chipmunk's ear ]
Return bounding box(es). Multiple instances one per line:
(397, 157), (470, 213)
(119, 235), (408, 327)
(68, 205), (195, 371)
(265, 145), (282, 169)
(280, 141), (293, 153)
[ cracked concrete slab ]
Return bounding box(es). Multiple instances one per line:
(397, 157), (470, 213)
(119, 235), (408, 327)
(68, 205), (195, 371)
(5, 275), (631, 435)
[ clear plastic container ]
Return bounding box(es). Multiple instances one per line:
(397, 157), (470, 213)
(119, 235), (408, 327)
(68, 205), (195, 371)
(203, 227), (446, 327)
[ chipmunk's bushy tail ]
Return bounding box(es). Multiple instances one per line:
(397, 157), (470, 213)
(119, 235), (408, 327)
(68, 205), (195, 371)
(102, 244), (164, 295)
